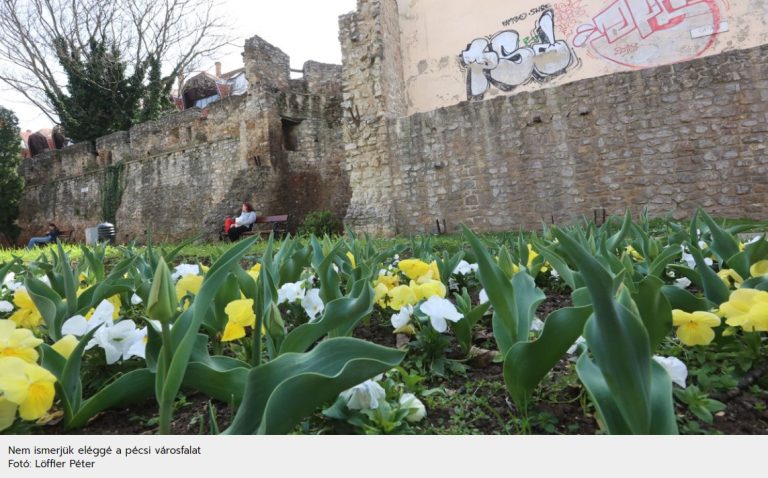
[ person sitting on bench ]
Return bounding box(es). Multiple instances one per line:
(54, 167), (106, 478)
(26, 223), (61, 249)
(228, 202), (257, 241)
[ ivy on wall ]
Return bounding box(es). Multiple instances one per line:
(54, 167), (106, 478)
(101, 161), (125, 224)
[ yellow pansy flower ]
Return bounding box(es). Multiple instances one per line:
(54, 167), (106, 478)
(411, 279), (446, 301)
(387, 285), (418, 311)
(672, 309), (721, 346)
(373, 283), (389, 308)
(0, 320), (43, 364)
(374, 273), (399, 291)
(718, 288), (768, 332)
(8, 289), (43, 330)
(0, 357), (57, 420)
(624, 245), (644, 262)
(221, 299), (255, 342)
(51, 335), (80, 359)
(717, 269), (744, 289)
(750, 260), (768, 278)
(398, 259), (430, 281)
(176, 275), (203, 299)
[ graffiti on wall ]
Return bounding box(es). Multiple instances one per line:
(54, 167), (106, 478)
(460, 10), (578, 100)
(573, 0), (725, 69)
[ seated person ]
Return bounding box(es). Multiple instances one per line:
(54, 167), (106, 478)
(26, 223), (61, 249)
(228, 202), (257, 241)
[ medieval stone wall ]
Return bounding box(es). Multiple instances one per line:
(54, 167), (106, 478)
(343, 41), (768, 234)
(18, 36), (348, 244)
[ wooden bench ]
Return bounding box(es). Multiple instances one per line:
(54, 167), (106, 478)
(241, 215), (289, 239)
(58, 230), (73, 243)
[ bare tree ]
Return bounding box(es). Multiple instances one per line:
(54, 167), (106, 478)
(0, 0), (233, 122)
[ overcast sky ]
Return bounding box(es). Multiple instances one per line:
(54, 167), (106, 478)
(2, 0), (358, 131)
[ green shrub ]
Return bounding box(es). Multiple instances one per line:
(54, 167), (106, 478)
(299, 210), (342, 237)
(0, 106), (23, 241)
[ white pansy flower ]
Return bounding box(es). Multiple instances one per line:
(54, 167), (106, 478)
(171, 264), (199, 281)
(479, 289), (489, 305)
(301, 288), (325, 323)
(653, 356), (688, 388)
(2, 273), (22, 292)
(419, 296), (463, 333)
(453, 260), (478, 276)
(130, 293), (143, 305)
(673, 277), (692, 289)
(340, 379), (386, 410)
(91, 320), (144, 364)
(61, 299), (115, 336)
(681, 246), (712, 268)
(125, 327), (148, 359)
(277, 281), (306, 304)
(530, 318), (545, 333)
(0, 301), (13, 313)
(567, 336), (587, 355)
(399, 393), (427, 423)
(551, 269), (560, 279)
(391, 305), (413, 330)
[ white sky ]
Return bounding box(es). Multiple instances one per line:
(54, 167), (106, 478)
(2, 0), (358, 132)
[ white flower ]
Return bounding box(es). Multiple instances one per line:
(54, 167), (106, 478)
(391, 305), (413, 330)
(673, 277), (692, 289)
(2, 273), (22, 292)
(530, 318), (545, 333)
(130, 293), (143, 305)
(301, 288), (325, 322)
(0, 301), (13, 313)
(171, 264), (199, 281)
(666, 269), (676, 278)
(745, 235), (761, 246)
(61, 299), (115, 336)
(277, 281), (305, 304)
(567, 336), (587, 355)
(681, 246), (713, 268)
(453, 260), (478, 276)
(448, 277), (459, 292)
(340, 379), (386, 410)
(125, 327), (148, 359)
(479, 289), (489, 305)
(91, 320), (144, 364)
(38, 275), (51, 287)
(419, 296), (463, 333)
(399, 393), (427, 422)
(550, 269), (560, 279)
(653, 356), (688, 388)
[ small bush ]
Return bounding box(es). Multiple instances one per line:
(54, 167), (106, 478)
(299, 210), (342, 237)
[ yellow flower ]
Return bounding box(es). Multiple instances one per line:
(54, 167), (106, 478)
(717, 269), (744, 289)
(672, 309), (721, 346)
(8, 289), (43, 330)
(176, 275), (203, 299)
(624, 245), (644, 262)
(51, 335), (80, 359)
(107, 295), (121, 320)
(411, 279), (446, 301)
(346, 252), (356, 269)
(0, 320), (42, 364)
(525, 245), (547, 273)
(718, 288), (768, 332)
(374, 273), (399, 291)
(750, 260), (768, 278)
(0, 397), (16, 431)
(221, 299), (255, 342)
(387, 285), (418, 311)
(373, 283), (389, 308)
(247, 263), (261, 282)
(0, 357), (57, 421)
(398, 259), (430, 281)
(0, 321), (41, 364)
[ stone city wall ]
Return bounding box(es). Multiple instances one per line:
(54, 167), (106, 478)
(340, 0), (767, 235)
(18, 36), (349, 244)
